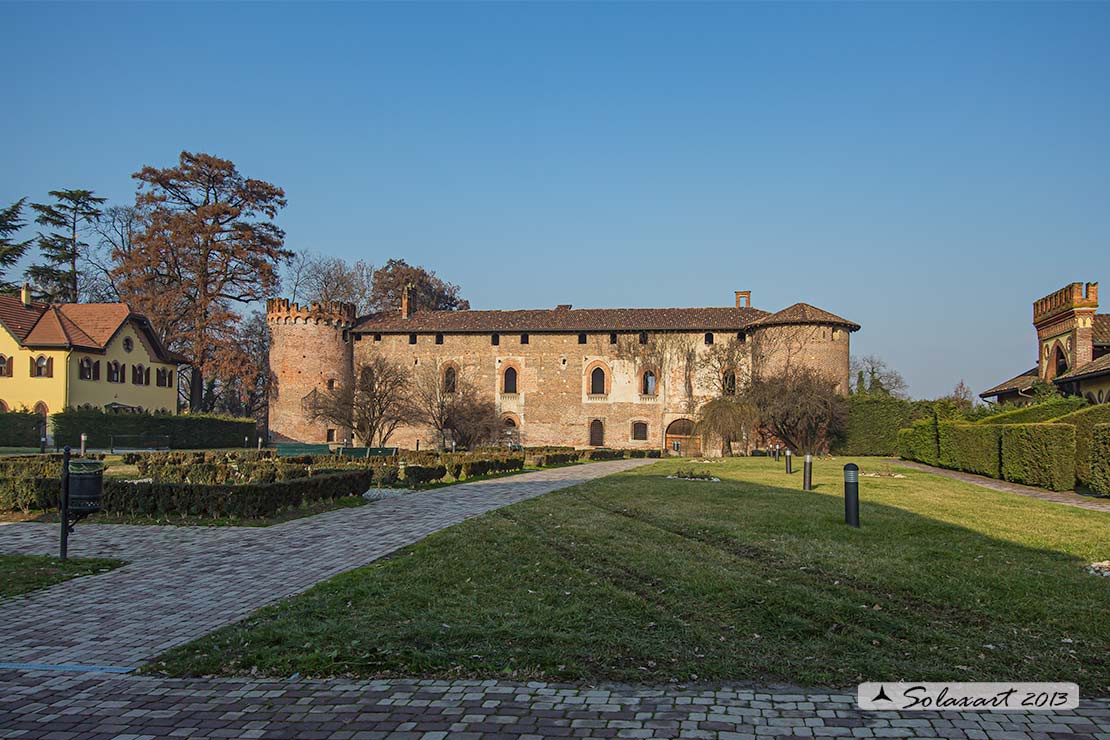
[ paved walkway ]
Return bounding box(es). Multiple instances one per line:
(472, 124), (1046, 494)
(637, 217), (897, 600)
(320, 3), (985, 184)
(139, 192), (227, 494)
(0, 459), (653, 670)
(2, 671), (1108, 739)
(891, 461), (1110, 513)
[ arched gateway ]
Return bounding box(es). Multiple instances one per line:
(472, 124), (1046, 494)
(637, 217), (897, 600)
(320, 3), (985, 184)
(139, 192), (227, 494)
(665, 418), (700, 457)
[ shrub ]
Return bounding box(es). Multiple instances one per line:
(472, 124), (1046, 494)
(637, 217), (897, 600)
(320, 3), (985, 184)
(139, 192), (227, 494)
(898, 418), (939, 465)
(526, 452), (579, 467)
(51, 408), (257, 449)
(974, 397), (1087, 425)
(833, 398), (941, 456)
(1045, 404), (1110, 488)
(1090, 424), (1110, 495)
(937, 422), (1002, 478)
(0, 410), (43, 447)
(402, 463), (447, 487)
(1000, 424), (1076, 491)
(585, 449), (625, 461)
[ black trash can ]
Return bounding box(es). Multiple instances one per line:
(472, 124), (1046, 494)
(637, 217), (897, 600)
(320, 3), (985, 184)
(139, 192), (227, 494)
(67, 460), (104, 514)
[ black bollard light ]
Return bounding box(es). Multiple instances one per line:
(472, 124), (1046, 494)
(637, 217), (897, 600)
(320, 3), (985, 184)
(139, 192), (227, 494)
(785, 449), (793, 474)
(844, 463), (860, 527)
(59, 446), (71, 561)
(803, 453), (813, 491)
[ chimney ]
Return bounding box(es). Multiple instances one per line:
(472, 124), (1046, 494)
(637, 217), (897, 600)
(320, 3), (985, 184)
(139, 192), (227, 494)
(401, 284), (411, 319)
(555, 304), (572, 311)
(21, 283), (31, 307)
(735, 291), (751, 308)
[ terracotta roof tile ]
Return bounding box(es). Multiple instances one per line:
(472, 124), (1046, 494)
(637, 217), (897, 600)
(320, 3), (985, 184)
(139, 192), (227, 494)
(0, 293), (48, 342)
(56, 304), (132, 345)
(24, 307), (99, 348)
(744, 302), (861, 331)
(354, 305), (772, 334)
(980, 368), (1038, 399)
(1055, 353), (1110, 383)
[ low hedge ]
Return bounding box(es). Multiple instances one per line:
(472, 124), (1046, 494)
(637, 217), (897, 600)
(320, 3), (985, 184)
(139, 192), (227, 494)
(1046, 404), (1110, 488)
(937, 422), (1002, 478)
(402, 464), (447, 487)
(51, 408), (257, 449)
(0, 410), (43, 447)
(526, 452), (580, 467)
(974, 397), (1088, 425)
(1000, 424), (1076, 491)
(0, 454), (106, 479)
(1090, 424), (1110, 495)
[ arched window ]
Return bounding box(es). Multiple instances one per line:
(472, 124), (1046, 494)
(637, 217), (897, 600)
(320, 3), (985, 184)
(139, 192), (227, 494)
(33, 401), (48, 418)
(133, 364), (147, 385)
(79, 358), (93, 380)
(32, 355), (53, 378)
(443, 366), (457, 394)
(0, 355), (10, 377)
(503, 416), (516, 428)
(723, 369), (737, 395)
(107, 361), (122, 383)
(590, 367), (606, 395)
(503, 366), (518, 394)
(641, 370), (656, 395)
(589, 419), (604, 446)
(1054, 345), (1069, 378)
(0, 400), (7, 412)
(704, 332), (714, 345)
(632, 421), (648, 441)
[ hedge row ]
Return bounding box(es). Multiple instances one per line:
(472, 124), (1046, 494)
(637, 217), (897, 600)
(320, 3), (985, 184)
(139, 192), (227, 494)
(1047, 404), (1110, 488)
(833, 398), (949, 456)
(973, 397), (1088, 425)
(937, 423), (1002, 478)
(51, 408), (257, 449)
(1000, 424), (1076, 491)
(1091, 424), (1110, 495)
(0, 410), (43, 447)
(898, 417), (940, 466)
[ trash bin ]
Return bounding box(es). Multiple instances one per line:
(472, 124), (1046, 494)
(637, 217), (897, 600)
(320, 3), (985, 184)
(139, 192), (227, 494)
(67, 460), (104, 514)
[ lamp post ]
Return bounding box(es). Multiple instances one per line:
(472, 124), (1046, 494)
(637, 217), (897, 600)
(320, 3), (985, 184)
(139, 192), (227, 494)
(785, 449), (793, 474)
(844, 463), (860, 527)
(803, 454), (813, 491)
(59, 446), (70, 560)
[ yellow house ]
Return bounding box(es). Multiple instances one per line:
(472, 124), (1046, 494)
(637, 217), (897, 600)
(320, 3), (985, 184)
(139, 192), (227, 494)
(0, 286), (185, 426)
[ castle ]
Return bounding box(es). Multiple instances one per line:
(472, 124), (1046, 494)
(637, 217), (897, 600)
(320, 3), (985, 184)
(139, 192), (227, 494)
(266, 290), (860, 453)
(981, 282), (1110, 406)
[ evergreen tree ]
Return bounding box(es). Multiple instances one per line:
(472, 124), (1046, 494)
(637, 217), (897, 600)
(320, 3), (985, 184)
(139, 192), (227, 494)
(855, 370), (867, 396)
(28, 189), (105, 303)
(0, 198), (33, 292)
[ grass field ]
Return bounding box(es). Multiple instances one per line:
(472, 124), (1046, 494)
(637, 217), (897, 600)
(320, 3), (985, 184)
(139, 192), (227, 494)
(0, 554), (124, 598)
(147, 456), (1109, 691)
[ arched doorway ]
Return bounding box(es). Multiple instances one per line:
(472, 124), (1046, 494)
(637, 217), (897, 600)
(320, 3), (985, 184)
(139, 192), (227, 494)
(665, 418), (700, 457)
(1054, 345), (1069, 379)
(589, 419), (604, 446)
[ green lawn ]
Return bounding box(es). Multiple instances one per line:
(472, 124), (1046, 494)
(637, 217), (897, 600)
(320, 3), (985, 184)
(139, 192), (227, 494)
(146, 456), (1106, 691)
(0, 554), (124, 598)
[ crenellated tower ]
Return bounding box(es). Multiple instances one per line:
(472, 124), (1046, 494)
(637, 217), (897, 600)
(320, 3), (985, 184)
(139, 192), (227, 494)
(266, 298), (356, 444)
(1033, 282), (1099, 382)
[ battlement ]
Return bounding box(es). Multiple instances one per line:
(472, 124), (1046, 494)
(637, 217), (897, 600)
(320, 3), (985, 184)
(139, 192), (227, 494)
(266, 297), (356, 326)
(1033, 282), (1098, 326)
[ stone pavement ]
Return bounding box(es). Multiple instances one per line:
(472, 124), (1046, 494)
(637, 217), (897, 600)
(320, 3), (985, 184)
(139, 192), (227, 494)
(890, 461), (1110, 513)
(0, 459), (653, 670)
(2, 671), (1108, 739)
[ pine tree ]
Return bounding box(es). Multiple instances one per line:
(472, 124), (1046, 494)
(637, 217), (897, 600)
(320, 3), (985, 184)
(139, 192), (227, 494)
(855, 370), (867, 396)
(0, 198), (33, 293)
(28, 189), (105, 303)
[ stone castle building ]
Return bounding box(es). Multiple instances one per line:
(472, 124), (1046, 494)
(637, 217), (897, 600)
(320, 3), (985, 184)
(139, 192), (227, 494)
(266, 291), (860, 453)
(981, 281), (1110, 406)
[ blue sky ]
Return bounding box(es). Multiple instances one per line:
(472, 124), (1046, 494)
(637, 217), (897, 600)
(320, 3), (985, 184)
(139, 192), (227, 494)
(2, 2), (1108, 399)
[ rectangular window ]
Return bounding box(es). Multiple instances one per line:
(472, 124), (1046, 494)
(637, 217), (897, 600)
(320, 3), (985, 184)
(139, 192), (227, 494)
(520, 333), (529, 345)
(491, 333), (500, 346)
(435, 333), (444, 345)
(609, 333), (617, 344)
(578, 333), (587, 344)
(409, 333), (417, 345)
(326, 429), (336, 442)
(639, 332), (648, 345)
(374, 333), (382, 342)
(632, 422), (648, 441)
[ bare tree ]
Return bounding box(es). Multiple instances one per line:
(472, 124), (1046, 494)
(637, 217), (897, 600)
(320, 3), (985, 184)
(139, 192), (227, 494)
(447, 383), (502, 449)
(409, 364), (456, 449)
(694, 397), (760, 456)
(744, 367), (848, 455)
(303, 355), (412, 446)
(850, 354), (908, 399)
(409, 363), (503, 449)
(84, 204), (144, 302)
(304, 255), (374, 314)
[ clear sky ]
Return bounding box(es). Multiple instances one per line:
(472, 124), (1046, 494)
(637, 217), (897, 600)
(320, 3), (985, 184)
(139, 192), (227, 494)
(2, 2), (1108, 399)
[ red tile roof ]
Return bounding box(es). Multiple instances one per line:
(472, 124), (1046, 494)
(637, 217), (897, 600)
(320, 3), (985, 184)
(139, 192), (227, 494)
(1094, 314), (1109, 345)
(745, 302), (861, 331)
(1054, 353), (1110, 383)
(0, 294), (50, 342)
(980, 368), (1039, 399)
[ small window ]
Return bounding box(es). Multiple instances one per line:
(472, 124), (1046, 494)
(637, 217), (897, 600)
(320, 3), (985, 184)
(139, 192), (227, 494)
(79, 358), (93, 380)
(520, 333), (529, 345)
(641, 370), (656, 395)
(435, 333), (444, 345)
(342, 329), (350, 343)
(639, 332), (648, 345)
(632, 422), (648, 441)
(704, 332), (714, 345)
(609, 332), (617, 344)
(409, 333), (417, 345)
(32, 355), (53, 378)
(503, 366), (518, 394)
(578, 333), (587, 344)
(0, 355), (10, 378)
(590, 366), (606, 395)
(491, 333), (500, 346)
(123, 337), (133, 353)
(326, 429), (336, 442)
(374, 333), (382, 342)
(327, 378), (335, 391)
(737, 332), (746, 343)
(444, 366), (457, 394)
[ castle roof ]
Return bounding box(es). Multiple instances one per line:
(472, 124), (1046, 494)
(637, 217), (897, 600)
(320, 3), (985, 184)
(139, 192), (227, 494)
(1095, 314), (1110, 345)
(979, 367), (1038, 400)
(743, 303), (861, 332)
(0, 292), (187, 363)
(1055, 353), (1110, 383)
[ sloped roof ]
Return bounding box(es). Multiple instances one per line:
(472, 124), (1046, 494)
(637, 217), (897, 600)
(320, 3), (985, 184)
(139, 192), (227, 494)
(0, 294), (50, 342)
(23, 306), (99, 349)
(1054, 353), (1110, 383)
(1095, 314), (1109, 345)
(57, 304), (132, 345)
(980, 367), (1039, 399)
(744, 302), (861, 332)
(354, 305), (771, 334)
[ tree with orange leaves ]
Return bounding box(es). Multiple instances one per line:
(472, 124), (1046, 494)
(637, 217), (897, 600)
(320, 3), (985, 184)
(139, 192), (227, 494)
(114, 151), (291, 411)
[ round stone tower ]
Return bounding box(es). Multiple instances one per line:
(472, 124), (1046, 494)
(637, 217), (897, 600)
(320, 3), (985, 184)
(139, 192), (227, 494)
(747, 303), (858, 395)
(266, 298), (356, 444)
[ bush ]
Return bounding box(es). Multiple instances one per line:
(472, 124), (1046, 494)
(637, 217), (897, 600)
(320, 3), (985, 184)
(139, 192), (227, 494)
(1045, 404), (1110, 488)
(1000, 424), (1076, 491)
(1090, 424), (1110, 495)
(833, 398), (940, 456)
(0, 410), (43, 447)
(402, 463), (447, 487)
(974, 397), (1088, 425)
(898, 418), (939, 465)
(585, 449), (625, 461)
(51, 408), (257, 449)
(937, 422), (1003, 478)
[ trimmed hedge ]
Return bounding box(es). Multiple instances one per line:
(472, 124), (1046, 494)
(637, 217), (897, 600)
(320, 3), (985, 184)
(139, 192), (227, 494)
(1091, 424), (1110, 495)
(1046, 404), (1110, 488)
(51, 408), (257, 449)
(833, 398), (942, 456)
(974, 397), (1087, 425)
(898, 417), (939, 466)
(937, 422), (1002, 478)
(0, 410), (43, 447)
(1000, 424), (1076, 491)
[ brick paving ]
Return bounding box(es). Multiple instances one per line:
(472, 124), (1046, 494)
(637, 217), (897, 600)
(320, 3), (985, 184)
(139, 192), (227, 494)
(890, 461), (1110, 513)
(0, 459), (653, 669)
(3, 457), (1109, 738)
(2, 671), (1108, 739)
